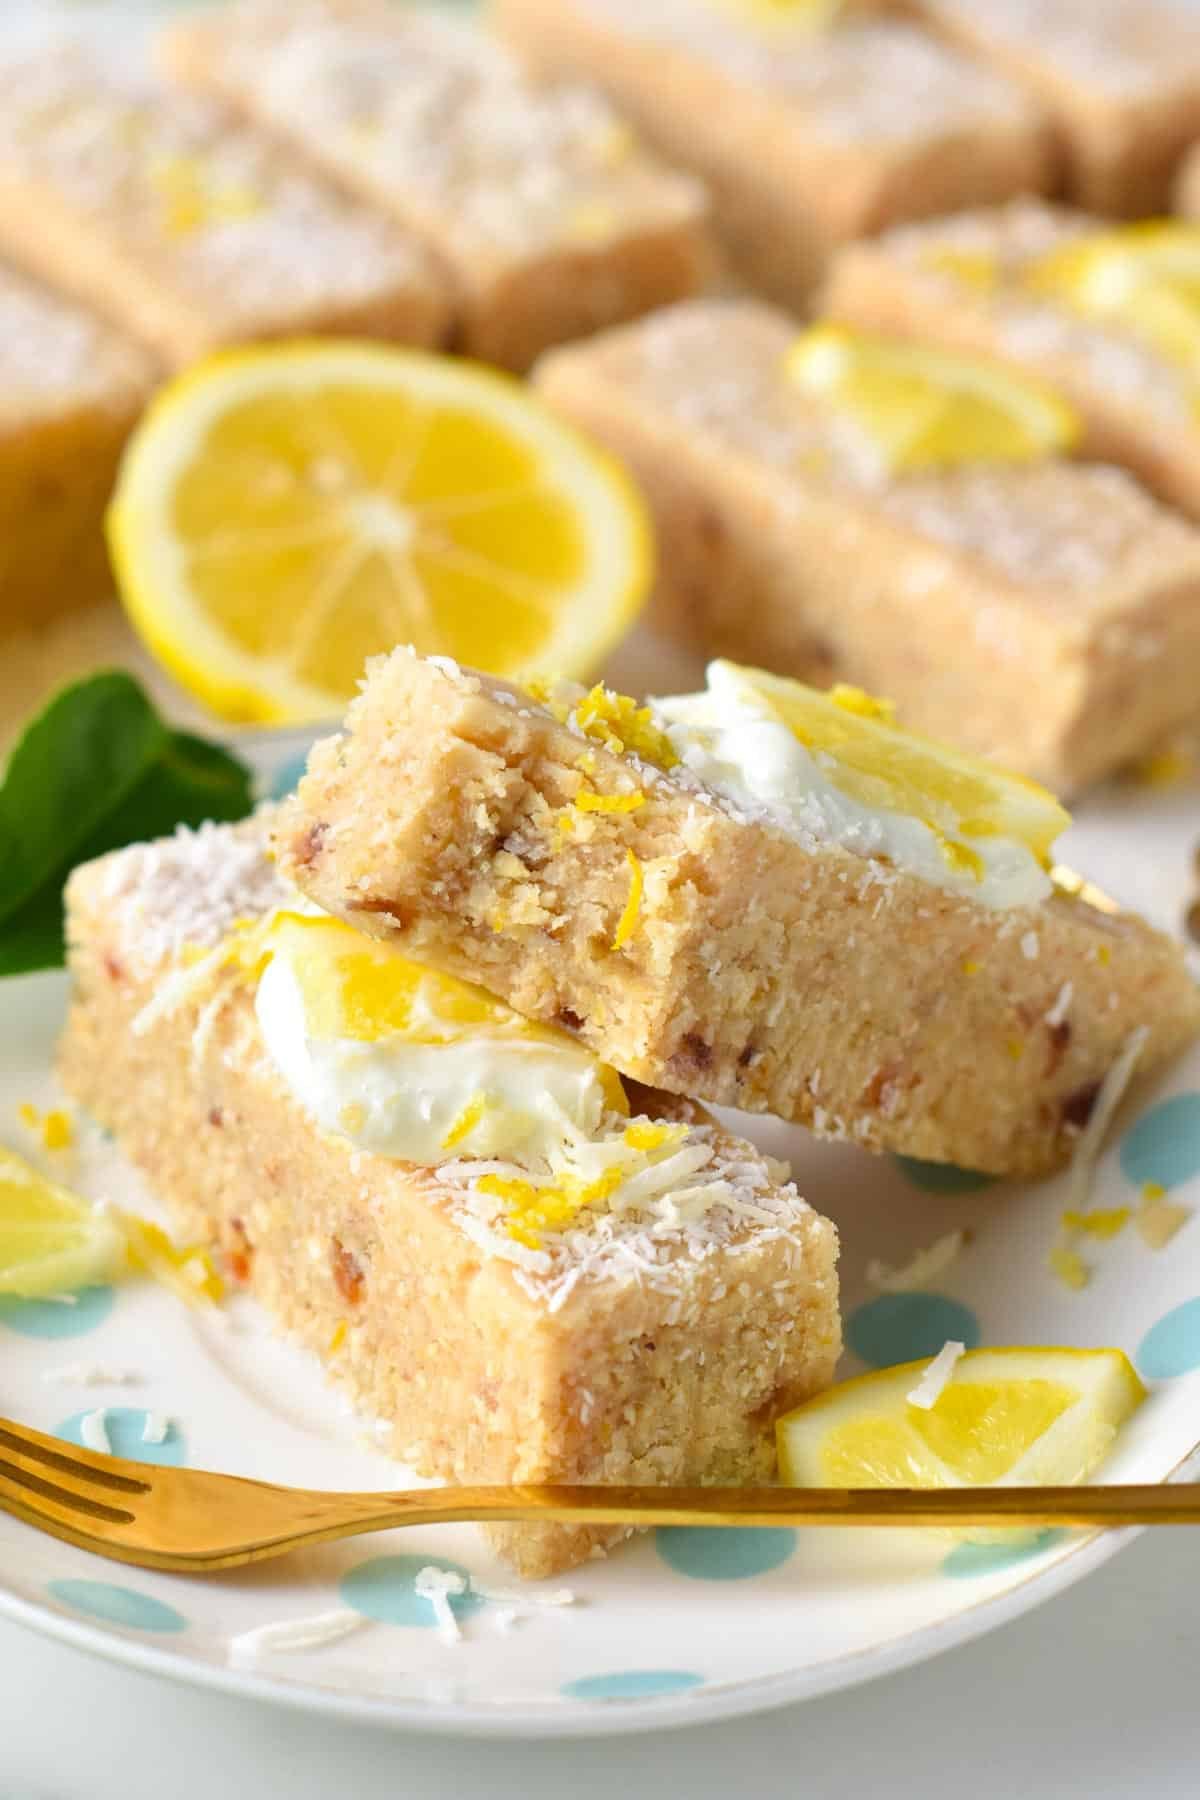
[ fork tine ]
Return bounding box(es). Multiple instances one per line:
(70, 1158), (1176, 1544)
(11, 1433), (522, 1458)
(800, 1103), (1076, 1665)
(0, 1419), (149, 1494)
(0, 1455), (135, 1526)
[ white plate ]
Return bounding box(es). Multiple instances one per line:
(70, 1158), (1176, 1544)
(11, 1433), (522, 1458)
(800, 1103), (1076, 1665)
(1, 721), (1199, 1739)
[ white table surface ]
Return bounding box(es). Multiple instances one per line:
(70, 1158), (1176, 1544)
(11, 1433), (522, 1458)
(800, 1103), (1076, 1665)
(3, 1526), (1198, 1798)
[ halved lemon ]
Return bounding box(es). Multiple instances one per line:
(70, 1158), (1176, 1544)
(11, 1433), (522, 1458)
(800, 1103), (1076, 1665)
(0, 1145), (124, 1298)
(1025, 222), (1200, 373)
(778, 1347), (1145, 1505)
(107, 341), (652, 724)
(708, 662), (1070, 867)
(785, 325), (1080, 473)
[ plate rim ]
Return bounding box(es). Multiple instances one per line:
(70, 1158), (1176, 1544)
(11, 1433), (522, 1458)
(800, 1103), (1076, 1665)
(0, 1521), (1140, 1738)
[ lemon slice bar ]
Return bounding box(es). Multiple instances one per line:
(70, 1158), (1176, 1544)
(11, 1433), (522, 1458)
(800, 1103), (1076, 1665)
(825, 201), (1200, 525)
(534, 299), (1200, 792)
(0, 261), (156, 635)
(162, 0), (714, 374)
(57, 815), (839, 1579)
(493, 0), (1052, 307)
(274, 649), (1200, 1178)
(0, 44), (447, 367)
(889, 0), (1200, 216)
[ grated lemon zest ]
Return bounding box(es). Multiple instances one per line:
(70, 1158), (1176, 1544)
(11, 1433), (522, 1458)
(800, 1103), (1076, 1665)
(42, 1110), (73, 1151)
(1049, 1245), (1091, 1290)
(574, 786), (646, 814)
(328, 1321), (347, 1355)
(441, 1093), (489, 1153)
(1137, 1201), (1190, 1249)
(612, 849), (644, 951)
(117, 1211), (224, 1306)
(1060, 1206), (1130, 1239)
(573, 684), (679, 770)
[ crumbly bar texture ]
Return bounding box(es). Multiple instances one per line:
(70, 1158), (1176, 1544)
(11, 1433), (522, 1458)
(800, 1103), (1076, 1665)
(163, 0), (715, 373)
(0, 263), (157, 633)
(58, 817), (839, 1579)
(886, 0), (1200, 215)
(493, 0), (1052, 307)
(534, 299), (1200, 793)
(0, 45), (446, 366)
(824, 201), (1200, 524)
(275, 650), (1200, 1177)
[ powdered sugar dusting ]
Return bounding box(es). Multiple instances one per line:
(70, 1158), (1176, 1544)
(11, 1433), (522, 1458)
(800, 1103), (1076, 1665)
(92, 815), (289, 973)
(0, 263), (154, 429)
(0, 42), (434, 338)
(572, 1), (1036, 142)
(189, 0), (703, 262)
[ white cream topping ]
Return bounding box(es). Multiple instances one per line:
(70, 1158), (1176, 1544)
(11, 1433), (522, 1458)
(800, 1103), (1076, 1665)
(654, 661), (1052, 909)
(254, 942), (612, 1166)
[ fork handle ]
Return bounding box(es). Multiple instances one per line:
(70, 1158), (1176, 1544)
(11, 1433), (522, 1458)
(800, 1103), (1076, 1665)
(364, 1482), (1200, 1531)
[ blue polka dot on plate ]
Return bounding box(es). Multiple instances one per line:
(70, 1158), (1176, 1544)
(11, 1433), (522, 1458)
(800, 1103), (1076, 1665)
(1120, 1093), (1200, 1191)
(942, 1530), (1065, 1579)
(0, 1285), (114, 1340)
(340, 1554), (486, 1628)
(562, 1669), (703, 1701)
(56, 1407), (186, 1467)
(656, 1525), (796, 1580)
(1138, 1298), (1200, 1380)
(47, 1578), (186, 1634)
(893, 1156), (997, 1196)
(266, 750), (312, 802)
(846, 1292), (981, 1369)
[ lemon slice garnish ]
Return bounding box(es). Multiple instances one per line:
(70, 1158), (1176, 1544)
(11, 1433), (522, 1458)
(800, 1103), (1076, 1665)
(713, 663), (1070, 869)
(777, 1347), (1145, 1517)
(0, 1145), (124, 1298)
(107, 341), (652, 724)
(785, 325), (1080, 474)
(1025, 222), (1200, 375)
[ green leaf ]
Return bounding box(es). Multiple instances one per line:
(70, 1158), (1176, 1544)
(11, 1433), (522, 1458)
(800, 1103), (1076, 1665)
(0, 672), (253, 976)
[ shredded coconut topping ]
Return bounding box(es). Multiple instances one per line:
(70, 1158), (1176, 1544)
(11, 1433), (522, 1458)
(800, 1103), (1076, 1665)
(414, 1566), (468, 1644)
(39, 1364), (141, 1387)
(228, 1608), (366, 1664)
(79, 1409), (111, 1454)
(97, 815), (289, 974)
(866, 1230), (965, 1294)
(906, 1339), (966, 1409)
(1065, 1025), (1151, 1214)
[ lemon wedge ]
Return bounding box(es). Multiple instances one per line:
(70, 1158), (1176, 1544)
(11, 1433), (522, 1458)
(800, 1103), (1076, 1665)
(778, 1347), (1145, 1511)
(107, 341), (652, 724)
(0, 1145), (124, 1298)
(1025, 222), (1200, 374)
(785, 325), (1080, 473)
(713, 663), (1070, 870)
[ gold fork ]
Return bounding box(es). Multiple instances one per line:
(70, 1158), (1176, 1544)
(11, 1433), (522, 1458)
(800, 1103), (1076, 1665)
(2, 1416), (1199, 1573)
